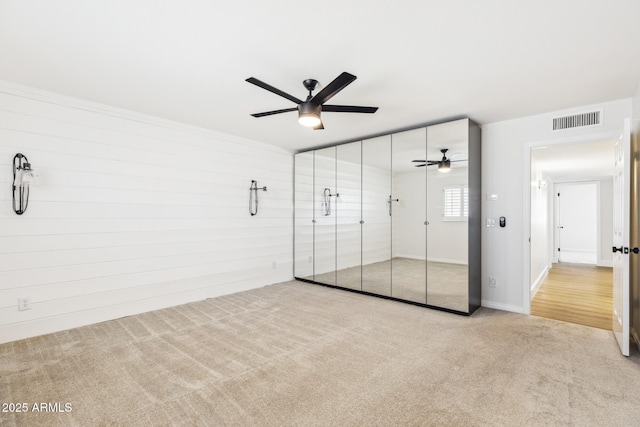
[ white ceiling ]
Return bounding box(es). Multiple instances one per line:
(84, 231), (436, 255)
(1, 0), (639, 152)
(532, 139), (617, 182)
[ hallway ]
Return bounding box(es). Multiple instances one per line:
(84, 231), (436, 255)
(531, 263), (613, 330)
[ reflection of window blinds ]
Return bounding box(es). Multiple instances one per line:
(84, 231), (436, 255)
(463, 187), (469, 217)
(444, 188), (461, 217)
(443, 186), (468, 221)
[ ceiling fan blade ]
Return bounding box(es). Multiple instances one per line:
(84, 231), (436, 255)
(251, 107), (298, 118)
(313, 120), (324, 131)
(415, 164), (427, 167)
(413, 160), (437, 165)
(322, 105), (378, 113)
(310, 72), (357, 105)
(246, 77), (303, 104)
(450, 159), (468, 163)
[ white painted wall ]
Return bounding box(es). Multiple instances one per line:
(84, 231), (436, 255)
(598, 179), (613, 267)
(482, 98), (632, 313)
(0, 82), (294, 344)
(529, 158), (550, 294)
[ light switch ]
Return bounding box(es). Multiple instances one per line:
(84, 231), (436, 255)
(486, 194), (498, 201)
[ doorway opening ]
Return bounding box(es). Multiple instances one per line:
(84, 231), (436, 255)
(529, 139), (616, 330)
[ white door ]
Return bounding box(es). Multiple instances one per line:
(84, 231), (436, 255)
(556, 182), (598, 264)
(612, 119), (631, 356)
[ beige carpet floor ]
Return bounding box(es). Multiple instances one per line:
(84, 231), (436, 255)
(1, 280), (640, 426)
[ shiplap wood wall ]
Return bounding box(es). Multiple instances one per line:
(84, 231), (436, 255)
(0, 82), (294, 344)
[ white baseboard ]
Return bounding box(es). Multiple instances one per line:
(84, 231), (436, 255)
(481, 300), (525, 314)
(530, 266), (550, 297)
(559, 250), (597, 264)
(0, 274), (292, 345)
(597, 259), (613, 267)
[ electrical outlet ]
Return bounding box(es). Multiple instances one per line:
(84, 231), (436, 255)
(18, 297), (31, 311)
(308, 256), (313, 263)
(272, 261), (277, 269)
(488, 277), (497, 288)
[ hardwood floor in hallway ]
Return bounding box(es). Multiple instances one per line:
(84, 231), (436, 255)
(531, 262), (613, 330)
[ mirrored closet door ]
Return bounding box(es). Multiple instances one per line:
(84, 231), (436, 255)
(361, 135), (392, 296)
(294, 118), (481, 315)
(391, 127), (427, 304)
(294, 151), (314, 280)
(313, 147), (337, 286)
(425, 120), (470, 312)
(336, 141), (362, 291)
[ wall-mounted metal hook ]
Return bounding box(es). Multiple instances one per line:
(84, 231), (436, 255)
(249, 180), (267, 216)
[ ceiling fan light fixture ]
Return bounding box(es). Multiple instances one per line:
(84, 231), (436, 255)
(247, 72), (377, 130)
(438, 160), (451, 173)
(298, 103), (321, 127)
(298, 113), (321, 127)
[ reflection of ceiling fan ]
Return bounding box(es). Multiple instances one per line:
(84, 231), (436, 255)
(412, 149), (466, 173)
(246, 72), (378, 130)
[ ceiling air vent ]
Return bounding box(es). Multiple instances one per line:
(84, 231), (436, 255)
(552, 109), (602, 131)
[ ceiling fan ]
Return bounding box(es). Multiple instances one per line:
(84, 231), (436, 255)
(245, 71), (378, 130)
(412, 149), (466, 173)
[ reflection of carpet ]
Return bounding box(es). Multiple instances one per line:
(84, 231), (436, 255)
(307, 257), (468, 312)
